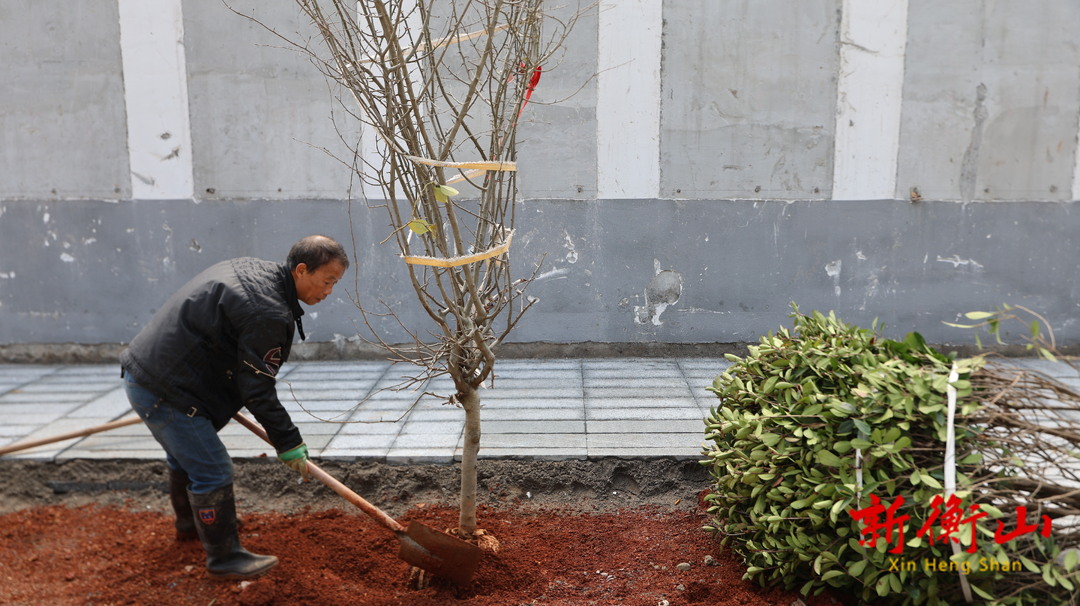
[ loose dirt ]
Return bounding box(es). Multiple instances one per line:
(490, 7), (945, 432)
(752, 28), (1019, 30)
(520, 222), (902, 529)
(0, 459), (852, 605)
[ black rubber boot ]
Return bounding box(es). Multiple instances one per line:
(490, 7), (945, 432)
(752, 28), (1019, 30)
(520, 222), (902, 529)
(168, 468), (198, 541)
(187, 484), (278, 580)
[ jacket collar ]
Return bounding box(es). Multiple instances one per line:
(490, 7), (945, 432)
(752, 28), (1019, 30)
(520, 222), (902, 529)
(282, 264), (306, 341)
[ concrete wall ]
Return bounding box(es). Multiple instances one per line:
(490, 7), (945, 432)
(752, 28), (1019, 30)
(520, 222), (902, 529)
(1, 0), (1078, 356)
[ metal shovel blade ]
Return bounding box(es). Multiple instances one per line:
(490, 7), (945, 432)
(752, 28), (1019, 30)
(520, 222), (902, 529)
(398, 521), (483, 585)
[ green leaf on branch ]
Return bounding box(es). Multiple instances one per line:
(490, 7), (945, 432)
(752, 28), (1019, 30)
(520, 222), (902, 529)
(816, 450), (842, 467)
(433, 184), (459, 203)
(407, 218), (436, 235)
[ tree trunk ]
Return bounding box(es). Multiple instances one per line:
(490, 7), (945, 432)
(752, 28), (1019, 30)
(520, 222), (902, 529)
(458, 385), (481, 536)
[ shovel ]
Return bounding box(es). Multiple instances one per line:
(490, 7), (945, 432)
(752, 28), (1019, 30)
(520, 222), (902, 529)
(232, 412), (483, 585)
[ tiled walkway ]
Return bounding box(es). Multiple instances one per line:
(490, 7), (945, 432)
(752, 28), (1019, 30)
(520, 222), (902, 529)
(3, 357), (1076, 465)
(0, 358), (733, 464)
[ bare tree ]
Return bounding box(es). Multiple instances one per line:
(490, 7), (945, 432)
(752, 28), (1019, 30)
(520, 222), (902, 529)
(274, 0), (578, 541)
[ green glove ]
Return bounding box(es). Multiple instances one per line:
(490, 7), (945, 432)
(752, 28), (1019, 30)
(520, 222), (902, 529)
(278, 443), (310, 480)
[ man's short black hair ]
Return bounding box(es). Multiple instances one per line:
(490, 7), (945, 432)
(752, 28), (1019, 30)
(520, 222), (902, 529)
(287, 235), (350, 272)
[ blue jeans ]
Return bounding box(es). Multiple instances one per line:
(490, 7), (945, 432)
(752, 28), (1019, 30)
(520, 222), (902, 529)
(123, 373), (234, 494)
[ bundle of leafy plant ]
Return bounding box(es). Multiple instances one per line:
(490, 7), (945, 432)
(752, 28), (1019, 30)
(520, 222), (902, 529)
(701, 305), (1080, 605)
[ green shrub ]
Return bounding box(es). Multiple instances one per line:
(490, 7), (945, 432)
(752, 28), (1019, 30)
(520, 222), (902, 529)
(701, 305), (1074, 605)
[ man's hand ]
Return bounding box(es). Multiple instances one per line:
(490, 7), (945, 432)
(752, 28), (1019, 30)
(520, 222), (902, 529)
(278, 443), (310, 480)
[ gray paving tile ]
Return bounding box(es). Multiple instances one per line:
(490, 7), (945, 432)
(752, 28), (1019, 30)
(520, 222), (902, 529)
(44, 437), (160, 460)
(385, 449), (456, 465)
(400, 409), (467, 422)
(324, 418), (403, 435)
(0, 402), (82, 415)
(399, 420), (465, 435)
(585, 397), (700, 408)
(477, 449), (587, 460)
(484, 420), (586, 434)
(695, 397), (721, 414)
(339, 397), (421, 412)
(283, 366), (389, 379)
(681, 362), (729, 373)
(281, 401), (366, 416)
(677, 358), (731, 368)
(288, 411), (356, 425)
(480, 408), (584, 421)
(583, 371), (685, 383)
(324, 433), (397, 451)
(6, 451), (58, 461)
(319, 448), (389, 460)
(295, 434), (333, 450)
(587, 407), (703, 421)
(393, 432), (462, 449)
(481, 433), (585, 449)
(2, 434), (88, 458)
(481, 387), (584, 399)
(0, 365), (58, 379)
(480, 397), (584, 409)
(72, 435), (165, 452)
(1007, 359), (1079, 379)
(342, 408), (415, 424)
(53, 365), (114, 377)
(421, 380), (455, 395)
(79, 418), (148, 437)
(15, 380), (115, 392)
(282, 379), (379, 392)
(279, 389), (374, 402)
(0, 393), (90, 404)
(585, 385), (696, 398)
(211, 423), (251, 437)
(215, 434), (296, 451)
(583, 377), (685, 389)
(358, 383), (432, 400)
(683, 376), (726, 388)
(24, 416), (123, 437)
(583, 358), (678, 368)
(486, 379), (584, 391)
(489, 369), (582, 381)
(0, 425), (36, 437)
(4, 411), (64, 424)
(587, 433), (704, 449)
(587, 419), (704, 433)
(286, 361), (389, 373)
(292, 421), (346, 436)
(68, 388), (130, 418)
(586, 447), (701, 459)
(496, 359), (582, 370)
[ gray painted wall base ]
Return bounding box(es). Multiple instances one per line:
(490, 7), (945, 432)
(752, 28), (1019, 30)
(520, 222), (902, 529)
(2, 198), (1076, 352)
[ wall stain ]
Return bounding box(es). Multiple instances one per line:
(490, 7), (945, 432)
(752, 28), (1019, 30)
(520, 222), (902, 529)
(960, 83), (988, 201)
(936, 255), (984, 270)
(563, 230), (578, 264)
(825, 259), (842, 296)
(635, 260), (683, 326)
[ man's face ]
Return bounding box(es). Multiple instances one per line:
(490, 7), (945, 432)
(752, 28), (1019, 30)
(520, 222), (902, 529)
(292, 260), (346, 306)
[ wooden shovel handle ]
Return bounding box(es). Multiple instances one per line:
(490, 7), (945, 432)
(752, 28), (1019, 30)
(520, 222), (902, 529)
(0, 415), (143, 456)
(232, 412), (406, 533)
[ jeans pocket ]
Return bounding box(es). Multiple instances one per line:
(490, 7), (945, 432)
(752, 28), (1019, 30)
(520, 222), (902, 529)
(143, 400), (174, 433)
(125, 381), (170, 432)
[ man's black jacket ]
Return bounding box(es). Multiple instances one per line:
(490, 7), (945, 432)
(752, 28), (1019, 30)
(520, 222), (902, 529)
(120, 257), (304, 453)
